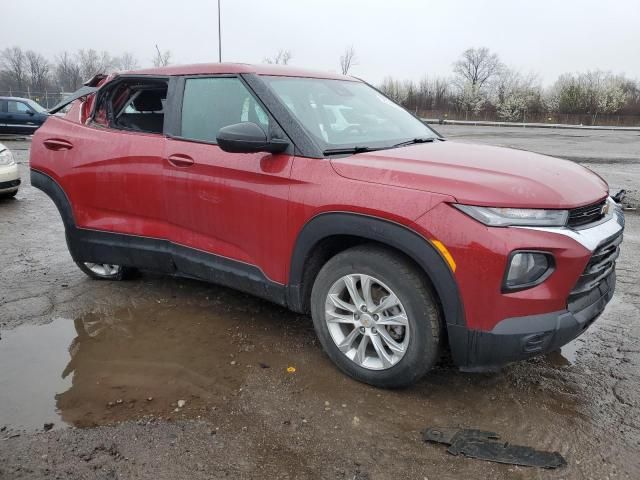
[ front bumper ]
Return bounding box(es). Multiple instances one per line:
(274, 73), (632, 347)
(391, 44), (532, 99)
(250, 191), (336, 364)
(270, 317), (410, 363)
(440, 202), (625, 370)
(0, 178), (21, 192)
(450, 270), (615, 370)
(0, 163), (20, 192)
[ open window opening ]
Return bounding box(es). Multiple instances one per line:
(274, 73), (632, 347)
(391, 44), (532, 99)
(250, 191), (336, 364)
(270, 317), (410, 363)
(93, 77), (168, 134)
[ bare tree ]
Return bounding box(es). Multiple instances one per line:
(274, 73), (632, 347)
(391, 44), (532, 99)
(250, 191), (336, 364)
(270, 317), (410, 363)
(453, 47), (503, 91)
(339, 46), (357, 75)
(0, 46), (28, 91)
(417, 76), (452, 111)
(25, 51), (51, 92)
(263, 50), (292, 65)
(153, 45), (171, 67)
(117, 52), (139, 71)
(76, 49), (117, 81)
(54, 52), (82, 92)
(379, 77), (408, 103)
(452, 47), (503, 119)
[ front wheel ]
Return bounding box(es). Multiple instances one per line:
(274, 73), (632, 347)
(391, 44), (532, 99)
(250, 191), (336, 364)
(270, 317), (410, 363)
(310, 245), (441, 388)
(75, 261), (132, 281)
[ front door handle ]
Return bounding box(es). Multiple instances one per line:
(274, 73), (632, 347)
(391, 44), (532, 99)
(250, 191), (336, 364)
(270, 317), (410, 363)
(168, 154), (195, 168)
(43, 138), (74, 151)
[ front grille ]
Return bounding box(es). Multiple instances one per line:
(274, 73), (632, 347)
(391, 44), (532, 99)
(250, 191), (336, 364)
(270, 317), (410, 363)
(568, 198), (607, 228)
(568, 231), (622, 312)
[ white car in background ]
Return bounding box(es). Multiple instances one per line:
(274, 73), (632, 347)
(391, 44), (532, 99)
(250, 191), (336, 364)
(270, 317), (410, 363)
(0, 142), (20, 198)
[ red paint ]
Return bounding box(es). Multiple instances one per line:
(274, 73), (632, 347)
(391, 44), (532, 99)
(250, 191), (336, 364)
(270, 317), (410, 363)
(30, 64), (607, 334)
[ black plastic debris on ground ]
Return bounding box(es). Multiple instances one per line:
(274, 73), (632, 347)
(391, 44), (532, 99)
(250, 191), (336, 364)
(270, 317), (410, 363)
(423, 427), (566, 469)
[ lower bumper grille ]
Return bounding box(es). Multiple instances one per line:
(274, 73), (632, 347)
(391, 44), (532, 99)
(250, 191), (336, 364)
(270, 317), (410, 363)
(569, 231), (622, 313)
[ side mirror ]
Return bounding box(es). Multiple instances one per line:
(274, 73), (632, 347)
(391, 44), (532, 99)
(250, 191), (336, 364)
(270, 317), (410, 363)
(216, 122), (289, 154)
(26, 110), (35, 116)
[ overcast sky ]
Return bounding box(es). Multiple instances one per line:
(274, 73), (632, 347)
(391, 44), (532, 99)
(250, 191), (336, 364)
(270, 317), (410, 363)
(3, 0), (639, 85)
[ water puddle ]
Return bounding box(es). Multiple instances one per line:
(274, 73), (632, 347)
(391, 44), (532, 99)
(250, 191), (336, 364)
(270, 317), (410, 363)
(0, 320), (75, 430)
(0, 302), (316, 431)
(0, 295), (585, 442)
(544, 339), (581, 366)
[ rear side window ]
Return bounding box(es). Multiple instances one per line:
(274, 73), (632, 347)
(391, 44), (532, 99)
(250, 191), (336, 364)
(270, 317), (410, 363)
(93, 78), (168, 134)
(180, 77), (269, 143)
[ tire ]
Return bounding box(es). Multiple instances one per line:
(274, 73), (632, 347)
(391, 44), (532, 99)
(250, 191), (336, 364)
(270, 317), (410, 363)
(310, 245), (441, 388)
(75, 261), (133, 281)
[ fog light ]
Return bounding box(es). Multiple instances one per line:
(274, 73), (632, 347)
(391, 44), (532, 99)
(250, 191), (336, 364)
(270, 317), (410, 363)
(503, 252), (553, 292)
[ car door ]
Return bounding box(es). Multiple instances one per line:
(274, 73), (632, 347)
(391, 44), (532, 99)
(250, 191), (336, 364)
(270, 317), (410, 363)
(5, 100), (38, 135)
(164, 75), (295, 285)
(56, 78), (170, 240)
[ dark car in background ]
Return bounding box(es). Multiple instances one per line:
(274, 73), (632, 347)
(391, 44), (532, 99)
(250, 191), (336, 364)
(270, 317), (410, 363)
(0, 97), (49, 135)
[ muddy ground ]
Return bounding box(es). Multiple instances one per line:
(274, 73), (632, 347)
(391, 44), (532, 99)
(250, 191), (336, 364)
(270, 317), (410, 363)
(1, 127), (639, 479)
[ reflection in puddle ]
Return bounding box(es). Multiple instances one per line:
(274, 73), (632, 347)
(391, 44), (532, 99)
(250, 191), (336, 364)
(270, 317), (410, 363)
(0, 303), (314, 431)
(0, 319), (75, 430)
(544, 339), (583, 366)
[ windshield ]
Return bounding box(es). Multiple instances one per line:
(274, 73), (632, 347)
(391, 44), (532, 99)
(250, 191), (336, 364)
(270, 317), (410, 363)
(25, 99), (47, 113)
(261, 76), (437, 153)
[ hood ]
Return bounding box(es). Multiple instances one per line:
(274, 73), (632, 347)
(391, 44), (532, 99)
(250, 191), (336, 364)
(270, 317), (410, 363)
(330, 141), (608, 209)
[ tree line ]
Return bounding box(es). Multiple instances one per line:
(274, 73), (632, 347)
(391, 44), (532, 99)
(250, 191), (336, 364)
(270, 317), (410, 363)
(378, 47), (640, 125)
(1, 45), (638, 125)
(0, 46), (171, 97)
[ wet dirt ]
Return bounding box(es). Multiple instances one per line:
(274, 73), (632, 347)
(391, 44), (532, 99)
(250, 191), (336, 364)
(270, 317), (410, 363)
(1, 138), (640, 479)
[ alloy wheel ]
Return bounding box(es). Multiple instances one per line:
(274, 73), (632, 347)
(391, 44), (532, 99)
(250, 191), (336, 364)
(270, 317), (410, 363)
(324, 273), (410, 370)
(83, 263), (122, 278)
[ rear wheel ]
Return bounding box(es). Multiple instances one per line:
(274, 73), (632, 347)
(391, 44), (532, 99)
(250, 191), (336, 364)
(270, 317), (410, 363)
(75, 261), (131, 281)
(310, 245), (441, 388)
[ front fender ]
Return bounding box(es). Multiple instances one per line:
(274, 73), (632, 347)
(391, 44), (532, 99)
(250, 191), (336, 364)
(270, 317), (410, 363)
(286, 212), (465, 332)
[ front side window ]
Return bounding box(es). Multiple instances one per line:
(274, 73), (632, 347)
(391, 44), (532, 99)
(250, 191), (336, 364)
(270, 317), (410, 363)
(180, 77), (269, 143)
(261, 76), (437, 152)
(8, 101), (32, 114)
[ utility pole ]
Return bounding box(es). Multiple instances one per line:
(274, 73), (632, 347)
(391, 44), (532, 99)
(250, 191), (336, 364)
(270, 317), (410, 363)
(218, 0), (222, 62)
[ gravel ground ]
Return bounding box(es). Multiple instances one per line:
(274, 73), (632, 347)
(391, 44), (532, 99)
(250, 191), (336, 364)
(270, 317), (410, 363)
(1, 129), (639, 479)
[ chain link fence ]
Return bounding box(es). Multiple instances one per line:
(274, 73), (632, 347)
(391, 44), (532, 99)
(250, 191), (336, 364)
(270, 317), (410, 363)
(0, 90), (70, 109)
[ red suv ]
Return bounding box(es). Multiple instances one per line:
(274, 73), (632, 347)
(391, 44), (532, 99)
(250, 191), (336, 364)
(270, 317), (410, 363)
(30, 64), (624, 387)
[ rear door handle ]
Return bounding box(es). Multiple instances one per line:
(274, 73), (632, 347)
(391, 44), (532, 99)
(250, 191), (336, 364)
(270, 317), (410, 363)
(168, 154), (194, 168)
(43, 139), (74, 151)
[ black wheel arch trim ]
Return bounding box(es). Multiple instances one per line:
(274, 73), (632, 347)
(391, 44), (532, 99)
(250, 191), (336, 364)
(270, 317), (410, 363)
(286, 212), (466, 331)
(31, 168), (76, 229)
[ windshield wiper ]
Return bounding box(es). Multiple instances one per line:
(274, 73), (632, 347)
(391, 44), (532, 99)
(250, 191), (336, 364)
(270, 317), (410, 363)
(392, 137), (436, 148)
(322, 146), (381, 156)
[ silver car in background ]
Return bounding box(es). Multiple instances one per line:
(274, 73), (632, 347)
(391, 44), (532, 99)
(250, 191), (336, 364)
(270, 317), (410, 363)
(0, 143), (20, 198)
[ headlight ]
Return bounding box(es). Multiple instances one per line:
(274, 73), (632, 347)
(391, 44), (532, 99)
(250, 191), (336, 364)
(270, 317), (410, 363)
(503, 251), (554, 292)
(0, 148), (15, 166)
(454, 204), (568, 227)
